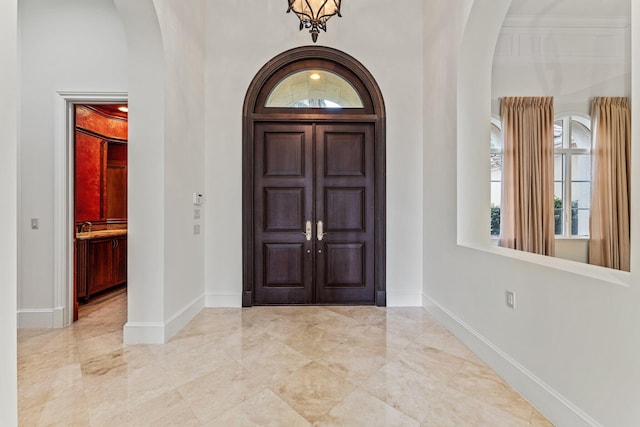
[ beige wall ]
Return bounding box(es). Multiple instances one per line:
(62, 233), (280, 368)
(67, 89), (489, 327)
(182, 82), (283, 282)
(18, 0), (128, 326)
(1, 0), (18, 424)
(434, 0), (640, 425)
(204, 0), (425, 306)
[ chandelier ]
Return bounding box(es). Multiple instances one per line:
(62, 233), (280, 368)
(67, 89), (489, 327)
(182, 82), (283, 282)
(287, 0), (342, 43)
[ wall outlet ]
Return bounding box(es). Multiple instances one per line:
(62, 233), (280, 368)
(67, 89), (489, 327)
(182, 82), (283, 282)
(194, 208), (200, 220)
(194, 224), (200, 235)
(505, 290), (515, 309)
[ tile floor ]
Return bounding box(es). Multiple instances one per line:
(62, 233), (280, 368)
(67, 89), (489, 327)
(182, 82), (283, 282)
(18, 291), (553, 426)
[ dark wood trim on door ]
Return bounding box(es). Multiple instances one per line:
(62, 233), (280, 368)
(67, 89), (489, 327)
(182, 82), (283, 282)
(242, 46), (386, 307)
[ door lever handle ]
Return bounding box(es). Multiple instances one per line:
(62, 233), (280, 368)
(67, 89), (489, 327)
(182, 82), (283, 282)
(302, 220), (312, 241)
(317, 220), (327, 241)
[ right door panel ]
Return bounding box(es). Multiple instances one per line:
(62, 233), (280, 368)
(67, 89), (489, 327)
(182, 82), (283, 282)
(315, 123), (375, 304)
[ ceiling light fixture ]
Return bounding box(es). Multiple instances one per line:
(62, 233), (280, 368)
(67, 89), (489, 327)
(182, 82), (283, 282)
(287, 0), (342, 43)
(310, 72), (321, 80)
(118, 106), (128, 113)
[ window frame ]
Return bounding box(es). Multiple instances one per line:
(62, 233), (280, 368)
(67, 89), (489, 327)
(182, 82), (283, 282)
(490, 117), (502, 238)
(554, 113), (592, 239)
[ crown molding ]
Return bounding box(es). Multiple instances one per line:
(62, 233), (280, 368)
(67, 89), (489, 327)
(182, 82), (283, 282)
(503, 15), (630, 29)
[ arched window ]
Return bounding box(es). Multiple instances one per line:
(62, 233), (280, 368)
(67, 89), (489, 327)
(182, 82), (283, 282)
(489, 114), (592, 239)
(265, 69), (364, 108)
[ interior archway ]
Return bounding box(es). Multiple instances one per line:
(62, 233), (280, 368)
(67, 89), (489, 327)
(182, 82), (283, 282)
(457, 0), (512, 246)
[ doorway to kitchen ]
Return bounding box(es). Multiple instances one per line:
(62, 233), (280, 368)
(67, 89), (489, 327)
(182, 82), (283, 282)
(54, 92), (128, 326)
(73, 103), (128, 320)
(242, 47), (386, 306)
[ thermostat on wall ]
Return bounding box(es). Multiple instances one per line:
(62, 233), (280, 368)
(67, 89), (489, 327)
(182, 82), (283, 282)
(193, 193), (203, 205)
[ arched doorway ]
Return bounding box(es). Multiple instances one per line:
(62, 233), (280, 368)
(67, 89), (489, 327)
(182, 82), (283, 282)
(242, 46), (386, 307)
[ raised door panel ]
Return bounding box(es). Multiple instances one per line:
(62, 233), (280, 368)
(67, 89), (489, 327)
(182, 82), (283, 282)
(114, 236), (127, 285)
(76, 240), (88, 300)
(315, 124), (375, 304)
(254, 123), (314, 304)
(325, 188), (366, 232)
(87, 238), (114, 296)
(106, 143), (127, 219)
(106, 165), (127, 219)
(263, 188), (304, 231)
(324, 243), (365, 287)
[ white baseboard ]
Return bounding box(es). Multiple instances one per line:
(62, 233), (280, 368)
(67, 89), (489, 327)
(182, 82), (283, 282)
(422, 294), (602, 427)
(123, 321), (165, 344)
(205, 293), (242, 307)
(386, 292), (423, 307)
(17, 307), (64, 329)
(164, 294), (204, 339)
(124, 294), (205, 344)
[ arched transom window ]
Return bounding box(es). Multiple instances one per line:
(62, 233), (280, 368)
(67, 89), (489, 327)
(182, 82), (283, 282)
(266, 69), (364, 108)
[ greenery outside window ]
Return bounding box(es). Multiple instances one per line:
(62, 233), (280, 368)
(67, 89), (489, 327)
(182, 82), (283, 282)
(490, 119), (502, 237)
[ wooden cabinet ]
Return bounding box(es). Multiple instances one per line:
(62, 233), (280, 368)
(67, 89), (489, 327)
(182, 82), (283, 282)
(75, 135), (128, 223)
(76, 234), (127, 302)
(113, 235), (127, 286)
(106, 144), (127, 219)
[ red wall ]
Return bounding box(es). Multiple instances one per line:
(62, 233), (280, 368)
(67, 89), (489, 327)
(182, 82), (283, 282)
(75, 105), (128, 223)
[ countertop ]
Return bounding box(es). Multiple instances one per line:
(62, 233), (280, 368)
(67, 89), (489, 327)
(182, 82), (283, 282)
(76, 229), (128, 240)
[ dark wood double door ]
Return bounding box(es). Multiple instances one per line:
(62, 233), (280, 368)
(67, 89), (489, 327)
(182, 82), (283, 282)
(253, 122), (375, 305)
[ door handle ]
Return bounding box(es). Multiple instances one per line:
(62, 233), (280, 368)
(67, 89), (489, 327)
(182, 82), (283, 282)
(302, 220), (312, 241)
(317, 220), (326, 241)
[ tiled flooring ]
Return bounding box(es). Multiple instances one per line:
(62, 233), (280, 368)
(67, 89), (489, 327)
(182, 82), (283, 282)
(18, 292), (553, 426)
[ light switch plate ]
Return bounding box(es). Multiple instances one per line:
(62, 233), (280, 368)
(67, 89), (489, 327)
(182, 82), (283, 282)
(505, 290), (515, 309)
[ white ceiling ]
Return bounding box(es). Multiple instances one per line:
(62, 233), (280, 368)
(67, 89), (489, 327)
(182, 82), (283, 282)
(506, 0), (630, 20)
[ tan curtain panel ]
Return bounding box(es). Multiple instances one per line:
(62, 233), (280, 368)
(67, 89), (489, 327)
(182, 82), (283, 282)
(499, 97), (555, 256)
(589, 97), (631, 271)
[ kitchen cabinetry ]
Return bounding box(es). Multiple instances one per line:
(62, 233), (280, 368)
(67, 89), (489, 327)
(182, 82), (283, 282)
(75, 133), (128, 222)
(76, 233), (127, 301)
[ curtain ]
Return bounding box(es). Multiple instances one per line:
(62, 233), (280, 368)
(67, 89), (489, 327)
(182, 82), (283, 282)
(500, 97), (555, 256)
(589, 97), (630, 271)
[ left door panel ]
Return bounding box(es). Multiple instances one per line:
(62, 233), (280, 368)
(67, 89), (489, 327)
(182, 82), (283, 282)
(253, 123), (314, 304)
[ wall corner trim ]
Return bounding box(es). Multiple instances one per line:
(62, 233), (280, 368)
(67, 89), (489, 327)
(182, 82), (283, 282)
(422, 294), (603, 427)
(124, 294), (205, 344)
(164, 293), (205, 340)
(123, 321), (166, 344)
